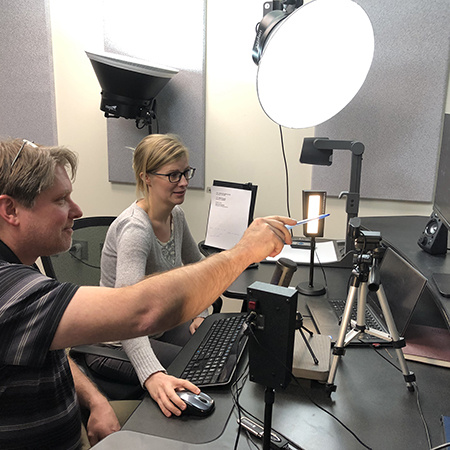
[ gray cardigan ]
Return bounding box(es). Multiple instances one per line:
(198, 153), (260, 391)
(100, 202), (208, 385)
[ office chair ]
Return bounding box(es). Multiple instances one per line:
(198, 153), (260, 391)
(41, 215), (222, 400)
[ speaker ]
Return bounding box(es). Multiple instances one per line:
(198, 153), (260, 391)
(247, 281), (297, 390)
(418, 213), (448, 255)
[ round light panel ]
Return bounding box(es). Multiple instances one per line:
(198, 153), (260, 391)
(257, 0), (374, 129)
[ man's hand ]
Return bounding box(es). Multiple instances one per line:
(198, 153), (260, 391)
(86, 400), (121, 446)
(68, 357), (120, 445)
(144, 371), (200, 417)
(236, 216), (296, 263)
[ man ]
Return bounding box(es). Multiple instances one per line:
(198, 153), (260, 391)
(0, 138), (295, 449)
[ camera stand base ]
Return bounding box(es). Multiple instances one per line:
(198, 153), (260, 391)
(292, 333), (331, 381)
(296, 281), (326, 296)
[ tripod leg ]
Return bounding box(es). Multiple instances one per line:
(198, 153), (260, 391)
(376, 284), (416, 392)
(326, 281), (359, 395)
(356, 282), (368, 330)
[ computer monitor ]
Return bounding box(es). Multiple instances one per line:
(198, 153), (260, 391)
(433, 113), (450, 229)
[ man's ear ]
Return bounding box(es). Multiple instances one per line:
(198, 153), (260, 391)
(0, 195), (20, 225)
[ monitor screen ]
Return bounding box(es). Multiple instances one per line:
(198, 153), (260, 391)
(433, 113), (450, 229)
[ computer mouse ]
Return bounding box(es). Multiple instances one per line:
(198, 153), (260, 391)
(176, 390), (215, 417)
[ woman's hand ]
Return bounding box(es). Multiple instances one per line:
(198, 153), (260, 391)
(189, 316), (204, 334)
(144, 371), (200, 417)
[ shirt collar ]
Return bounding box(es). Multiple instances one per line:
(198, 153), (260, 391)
(0, 240), (22, 264)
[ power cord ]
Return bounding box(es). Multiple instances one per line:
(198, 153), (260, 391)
(68, 246), (101, 269)
(232, 363), (305, 450)
(278, 125), (291, 221)
(242, 321), (372, 449)
(369, 344), (450, 450)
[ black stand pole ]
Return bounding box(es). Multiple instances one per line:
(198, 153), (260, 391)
(296, 237), (326, 295)
(263, 387), (275, 450)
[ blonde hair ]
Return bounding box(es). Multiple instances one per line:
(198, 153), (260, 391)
(133, 134), (189, 197)
(0, 138), (78, 208)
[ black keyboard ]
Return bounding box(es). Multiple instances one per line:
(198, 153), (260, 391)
(180, 314), (248, 387)
(329, 299), (385, 332)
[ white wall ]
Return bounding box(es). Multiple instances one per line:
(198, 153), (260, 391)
(50, 1), (445, 244)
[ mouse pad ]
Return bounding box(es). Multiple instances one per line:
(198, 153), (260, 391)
(123, 388), (234, 444)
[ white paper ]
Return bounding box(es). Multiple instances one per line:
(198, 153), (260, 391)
(265, 240), (339, 264)
(204, 186), (252, 250)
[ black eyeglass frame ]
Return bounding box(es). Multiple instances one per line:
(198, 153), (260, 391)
(148, 167), (196, 184)
(11, 139), (38, 169)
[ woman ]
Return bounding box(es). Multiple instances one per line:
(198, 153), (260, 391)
(91, 134), (209, 417)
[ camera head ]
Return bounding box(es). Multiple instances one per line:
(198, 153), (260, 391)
(348, 217), (382, 251)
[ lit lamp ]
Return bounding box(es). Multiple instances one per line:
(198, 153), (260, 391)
(297, 190), (327, 295)
(254, 0), (374, 129)
(300, 137), (365, 254)
(252, 0), (374, 256)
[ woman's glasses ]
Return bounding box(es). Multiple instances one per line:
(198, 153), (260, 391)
(11, 139), (38, 169)
(149, 167), (196, 183)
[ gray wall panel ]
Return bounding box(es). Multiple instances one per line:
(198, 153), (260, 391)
(313, 0), (450, 202)
(0, 0), (57, 145)
(102, 0), (206, 189)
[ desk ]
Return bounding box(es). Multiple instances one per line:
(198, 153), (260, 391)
(359, 216), (450, 328)
(93, 216), (450, 449)
(94, 340), (450, 449)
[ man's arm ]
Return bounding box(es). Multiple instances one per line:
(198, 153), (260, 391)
(68, 358), (120, 446)
(51, 216), (295, 350)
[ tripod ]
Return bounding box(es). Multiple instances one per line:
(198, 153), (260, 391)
(325, 245), (416, 395)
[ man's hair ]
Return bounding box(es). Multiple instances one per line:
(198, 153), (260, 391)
(133, 134), (189, 198)
(0, 138), (78, 208)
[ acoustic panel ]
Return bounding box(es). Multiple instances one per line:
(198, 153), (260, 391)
(102, 0), (206, 189)
(313, 0), (450, 202)
(0, 0), (57, 145)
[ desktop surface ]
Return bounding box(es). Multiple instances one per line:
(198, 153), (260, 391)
(359, 215), (450, 328)
(95, 347), (450, 449)
(92, 216), (450, 449)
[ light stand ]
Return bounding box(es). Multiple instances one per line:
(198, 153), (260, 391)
(297, 190), (327, 296)
(300, 138), (365, 254)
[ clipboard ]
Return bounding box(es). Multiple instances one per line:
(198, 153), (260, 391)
(204, 180), (258, 250)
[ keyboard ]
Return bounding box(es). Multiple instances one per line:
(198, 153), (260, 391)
(329, 299), (385, 332)
(180, 314), (248, 387)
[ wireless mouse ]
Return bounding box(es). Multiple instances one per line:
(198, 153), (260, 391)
(176, 390), (215, 417)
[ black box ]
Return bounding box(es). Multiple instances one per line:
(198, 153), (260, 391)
(247, 281), (297, 389)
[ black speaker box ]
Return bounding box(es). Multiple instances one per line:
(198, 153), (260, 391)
(417, 213), (448, 255)
(247, 281), (297, 390)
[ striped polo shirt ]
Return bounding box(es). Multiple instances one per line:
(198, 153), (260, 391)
(0, 241), (82, 449)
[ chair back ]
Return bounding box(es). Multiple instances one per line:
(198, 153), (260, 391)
(41, 216), (115, 285)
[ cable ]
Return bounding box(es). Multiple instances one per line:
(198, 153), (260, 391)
(232, 364), (305, 450)
(68, 250), (101, 269)
(369, 345), (438, 450)
(431, 444), (450, 450)
(415, 383), (432, 449)
(232, 361), (250, 450)
(246, 323), (372, 449)
(278, 125), (291, 220)
(313, 246), (328, 291)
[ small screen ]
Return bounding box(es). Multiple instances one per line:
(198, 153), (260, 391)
(433, 114), (450, 229)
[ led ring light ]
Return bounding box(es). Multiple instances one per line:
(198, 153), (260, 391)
(256, 0), (374, 129)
